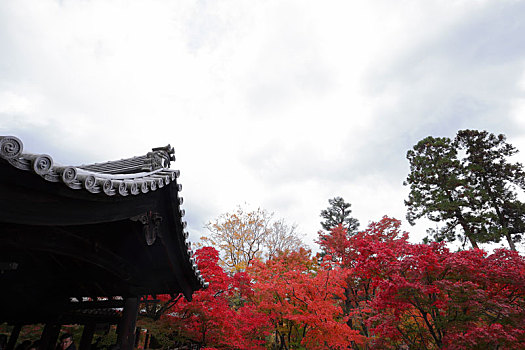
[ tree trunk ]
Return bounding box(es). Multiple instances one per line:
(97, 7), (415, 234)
(455, 209), (479, 249)
(505, 231), (517, 251)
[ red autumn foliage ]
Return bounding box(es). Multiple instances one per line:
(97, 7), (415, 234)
(166, 247), (270, 349)
(318, 216), (525, 349)
(317, 216), (408, 343)
(249, 248), (364, 349)
(147, 216), (525, 349)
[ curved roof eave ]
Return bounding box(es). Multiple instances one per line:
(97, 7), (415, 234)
(0, 136), (181, 197)
(0, 135), (209, 294)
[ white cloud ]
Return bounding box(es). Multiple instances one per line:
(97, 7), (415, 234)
(1, 0), (525, 252)
(0, 92), (38, 115)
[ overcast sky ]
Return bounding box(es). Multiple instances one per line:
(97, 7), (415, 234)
(2, 0), (525, 251)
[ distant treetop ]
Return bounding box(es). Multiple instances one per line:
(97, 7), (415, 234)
(320, 196), (359, 233)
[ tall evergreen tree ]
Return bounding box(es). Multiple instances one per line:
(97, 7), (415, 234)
(320, 197), (359, 233)
(456, 130), (525, 251)
(405, 130), (525, 250)
(405, 136), (481, 248)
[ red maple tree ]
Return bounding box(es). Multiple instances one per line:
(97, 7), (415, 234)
(166, 247), (270, 349)
(145, 217), (525, 349)
(319, 216), (525, 349)
(250, 248), (364, 349)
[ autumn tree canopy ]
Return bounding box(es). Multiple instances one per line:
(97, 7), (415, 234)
(318, 216), (525, 349)
(142, 216), (525, 350)
(165, 247), (270, 349)
(203, 205), (304, 273)
(264, 218), (304, 260)
(249, 248), (364, 349)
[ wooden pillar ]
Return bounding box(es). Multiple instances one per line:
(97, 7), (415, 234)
(144, 331), (150, 350)
(39, 323), (61, 350)
(79, 323), (96, 350)
(117, 298), (139, 350)
(6, 324), (22, 350)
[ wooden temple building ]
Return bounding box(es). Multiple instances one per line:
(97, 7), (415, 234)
(0, 136), (205, 350)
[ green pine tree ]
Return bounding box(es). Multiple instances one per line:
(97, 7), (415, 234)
(405, 130), (525, 250)
(320, 197), (359, 233)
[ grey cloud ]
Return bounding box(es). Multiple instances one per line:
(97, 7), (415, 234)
(439, 2), (525, 66)
(244, 1), (525, 200)
(245, 56), (335, 116)
(246, 63), (334, 116)
(0, 125), (121, 167)
(184, 5), (227, 52)
(348, 1), (525, 187)
(184, 201), (214, 238)
(0, 5), (26, 81)
(373, 1), (525, 84)
(242, 20), (336, 116)
(240, 136), (363, 192)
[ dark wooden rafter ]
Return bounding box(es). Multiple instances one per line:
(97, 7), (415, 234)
(1, 224), (136, 283)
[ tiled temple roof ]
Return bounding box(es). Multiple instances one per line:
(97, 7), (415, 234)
(0, 135), (207, 293)
(0, 136), (183, 197)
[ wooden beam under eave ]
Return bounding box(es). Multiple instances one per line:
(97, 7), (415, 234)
(116, 297), (139, 350)
(6, 324), (21, 350)
(79, 323), (96, 350)
(39, 323), (61, 350)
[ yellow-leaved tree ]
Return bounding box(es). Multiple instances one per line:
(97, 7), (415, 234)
(202, 205), (305, 273)
(265, 219), (303, 260)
